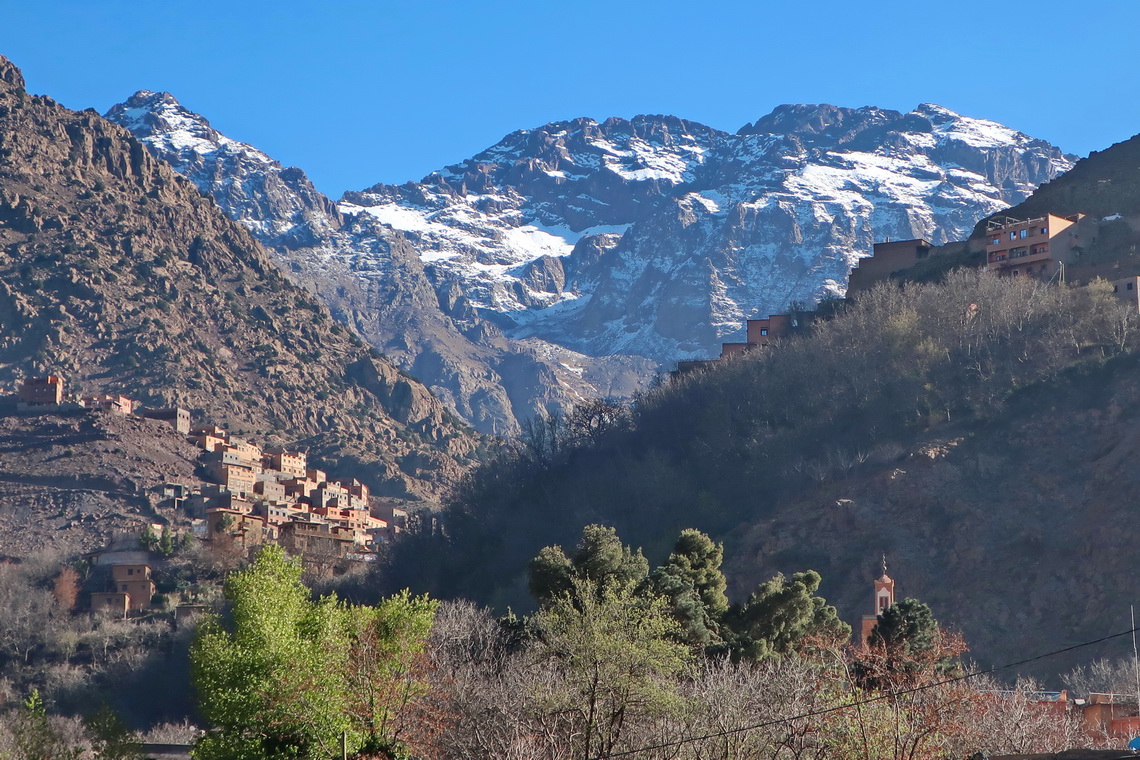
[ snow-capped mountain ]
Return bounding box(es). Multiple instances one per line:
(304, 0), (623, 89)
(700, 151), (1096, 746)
(341, 104), (1071, 360)
(107, 95), (1074, 434)
(106, 91), (343, 248)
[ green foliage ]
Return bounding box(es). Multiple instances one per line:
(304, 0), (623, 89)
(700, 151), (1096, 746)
(528, 524), (648, 607)
(138, 525), (159, 553)
(191, 545), (345, 760)
(158, 525), (175, 557)
(190, 545), (437, 760)
(12, 690), (81, 760)
(533, 576), (690, 759)
(870, 597), (938, 656)
(650, 529), (729, 648)
(725, 570), (851, 661)
(343, 590), (438, 753)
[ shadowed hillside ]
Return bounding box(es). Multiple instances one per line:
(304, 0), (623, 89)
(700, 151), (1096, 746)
(384, 269), (1139, 677)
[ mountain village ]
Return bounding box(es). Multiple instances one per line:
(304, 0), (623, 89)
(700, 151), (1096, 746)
(6, 373), (408, 616)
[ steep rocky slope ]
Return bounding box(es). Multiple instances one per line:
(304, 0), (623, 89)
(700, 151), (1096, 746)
(0, 56), (475, 511)
(108, 96), (1073, 434)
(0, 408), (201, 557)
(108, 92), (653, 435)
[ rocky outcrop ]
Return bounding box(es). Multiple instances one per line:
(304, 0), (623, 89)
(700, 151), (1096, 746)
(0, 55), (475, 503)
(108, 93), (1074, 434)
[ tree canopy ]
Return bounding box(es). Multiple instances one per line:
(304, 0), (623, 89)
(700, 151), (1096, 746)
(190, 545), (437, 760)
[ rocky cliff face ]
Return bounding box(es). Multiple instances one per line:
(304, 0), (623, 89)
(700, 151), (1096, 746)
(108, 95), (1074, 434)
(0, 55), (475, 504)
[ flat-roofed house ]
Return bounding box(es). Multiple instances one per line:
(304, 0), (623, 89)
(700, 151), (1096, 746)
(17, 375), (65, 406)
(984, 213), (1096, 278)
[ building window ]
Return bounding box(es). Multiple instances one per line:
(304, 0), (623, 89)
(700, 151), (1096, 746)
(127, 568), (133, 575)
(1130, 283), (1134, 291)
(992, 237), (1000, 245)
(1010, 232), (1017, 241)
(760, 329), (768, 336)
(1020, 229), (1028, 239)
(1041, 227), (1048, 235)
(121, 584), (128, 592)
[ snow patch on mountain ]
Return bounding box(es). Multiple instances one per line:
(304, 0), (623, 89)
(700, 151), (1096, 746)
(108, 96), (1075, 433)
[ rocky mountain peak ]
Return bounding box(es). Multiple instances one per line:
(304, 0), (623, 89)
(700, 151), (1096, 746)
(737, 103), (901, 142)
(112, 88), (1076, 435)
(0, 60), (475, 499)
(106, 91), (343, 250)
(0, 55), (24, 93)
(105, 90), (223, 149)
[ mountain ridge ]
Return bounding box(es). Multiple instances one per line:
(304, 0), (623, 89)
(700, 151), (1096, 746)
(107, 91), (1075, 434)
(0, 55), (476, 515)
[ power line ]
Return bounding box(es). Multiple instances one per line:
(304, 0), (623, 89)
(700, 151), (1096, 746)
(593, 625), (1140, 760)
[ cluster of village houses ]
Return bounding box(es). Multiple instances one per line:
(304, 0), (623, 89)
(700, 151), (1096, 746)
(677, 212), (1140, 374)
(9, 374), (408, 615)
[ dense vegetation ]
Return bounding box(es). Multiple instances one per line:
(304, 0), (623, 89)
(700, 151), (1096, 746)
(0, 525), (1132, 758)
(384, 270), (1135, 618)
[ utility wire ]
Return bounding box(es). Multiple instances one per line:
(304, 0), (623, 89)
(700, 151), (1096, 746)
(593, 625), (1140, 760)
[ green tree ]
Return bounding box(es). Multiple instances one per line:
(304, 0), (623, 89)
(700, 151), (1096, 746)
(158, 525), (175, 557)
(344, 590), (438, 757)
(528, 524), (649, 607)
(191, 546), (350, 760)
(139, 525), (159, 553)
(190, 545), (438, 760)
(725, 570), (851, 660)
(869, 597), (938, 656)
(533, 576), (690, 759)
(650, 529), (729, 648)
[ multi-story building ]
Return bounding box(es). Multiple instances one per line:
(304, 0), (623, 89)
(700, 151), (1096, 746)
(264, 448), (307, 478)
(720, 314), (795, 358)
(17, 375), (65, 406)
(278, 520), (355, 558)
(190, 425), (228, 452)
(984, 213), (1096, 277)
(206, 462), (257, 497)
(105, 564), (156, 611)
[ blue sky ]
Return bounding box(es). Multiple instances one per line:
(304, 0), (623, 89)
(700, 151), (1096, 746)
(3, 1), (1138, 197)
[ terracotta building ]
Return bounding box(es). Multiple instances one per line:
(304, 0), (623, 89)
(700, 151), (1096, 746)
(848, 239), (934, 293)
(190, 425), (228, 452)
(278, 520), (355, 558)
(860, 559), (896, 647)
(82, 394), (135, 415)
(720, 314), (795, 357)
(90, 592), (131, 615)
(17, 375), (65, 406)
(264, 448), (307, 478)
(984, 213), (1096, 277)
(206, 461), (257, 497)
(103, 564), (156, 611)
